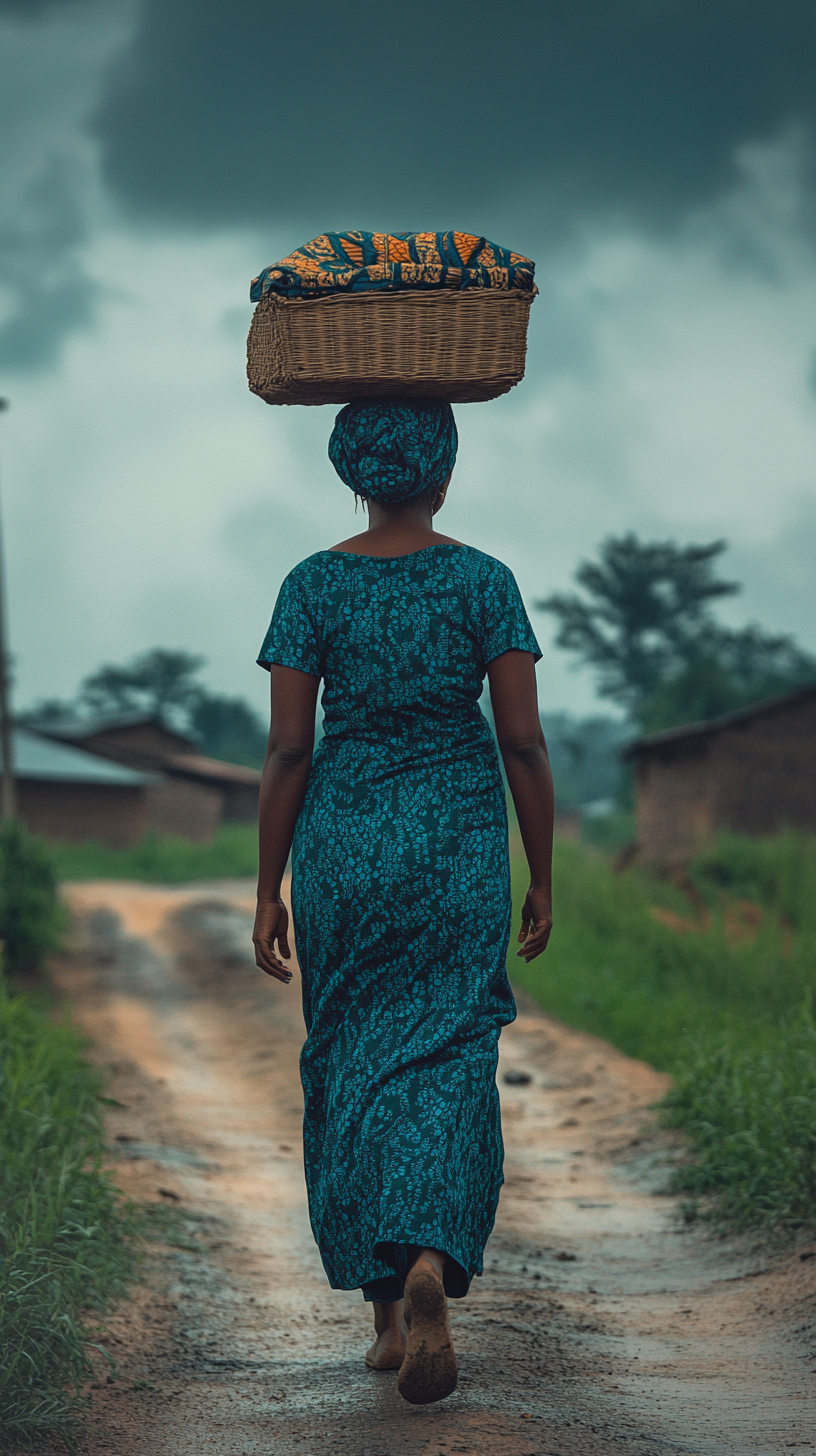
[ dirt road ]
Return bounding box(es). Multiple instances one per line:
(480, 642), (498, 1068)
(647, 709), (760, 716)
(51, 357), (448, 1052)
(50, 881), (815, 1456)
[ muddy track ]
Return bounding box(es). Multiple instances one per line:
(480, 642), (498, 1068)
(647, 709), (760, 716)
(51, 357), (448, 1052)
(45, 881), (816, 1456)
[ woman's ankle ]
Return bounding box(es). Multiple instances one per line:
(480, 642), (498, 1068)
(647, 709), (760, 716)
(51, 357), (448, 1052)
(409, 1246), (446, 1282)
(372, 1298), (404, 1334)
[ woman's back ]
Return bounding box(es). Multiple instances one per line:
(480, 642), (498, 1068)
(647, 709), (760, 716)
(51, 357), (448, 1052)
(257, 543), (538, 782)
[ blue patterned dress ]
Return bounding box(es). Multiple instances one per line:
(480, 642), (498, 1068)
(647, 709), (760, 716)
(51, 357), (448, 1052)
(257, 544), (541, 1300)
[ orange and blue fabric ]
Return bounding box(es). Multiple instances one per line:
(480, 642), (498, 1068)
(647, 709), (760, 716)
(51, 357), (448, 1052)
(250, 232), (535, 301)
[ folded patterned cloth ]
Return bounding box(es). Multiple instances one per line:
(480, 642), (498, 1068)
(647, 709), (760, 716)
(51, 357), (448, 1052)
(250, 231), (535, 301)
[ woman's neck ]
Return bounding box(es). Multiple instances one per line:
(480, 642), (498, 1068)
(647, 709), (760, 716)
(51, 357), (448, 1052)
(330, 501), (460, 558)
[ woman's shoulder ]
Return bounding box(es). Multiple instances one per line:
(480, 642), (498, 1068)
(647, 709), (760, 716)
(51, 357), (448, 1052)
(279, 550), (337, 585)
(446, 544), (518, 584)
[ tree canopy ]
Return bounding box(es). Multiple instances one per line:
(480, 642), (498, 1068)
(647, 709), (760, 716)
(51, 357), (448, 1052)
(29, 649), (268, 768)
(538, 534), (815, 733)
(80, 649), (205, 718)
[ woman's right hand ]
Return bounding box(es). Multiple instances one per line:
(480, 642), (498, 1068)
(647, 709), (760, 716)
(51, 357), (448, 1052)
(253, 899), (294, 984)
(516, 886), (553, 961)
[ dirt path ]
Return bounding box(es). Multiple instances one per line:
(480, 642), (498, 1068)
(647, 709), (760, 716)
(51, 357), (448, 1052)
(49, 881), (815, 1456)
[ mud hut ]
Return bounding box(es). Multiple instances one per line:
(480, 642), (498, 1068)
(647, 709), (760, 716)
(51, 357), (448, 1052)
(622, 683), (816, 868)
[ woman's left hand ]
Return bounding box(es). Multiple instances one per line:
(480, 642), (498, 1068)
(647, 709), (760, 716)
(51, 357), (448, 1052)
(253, 899), (294, 984)
(516, 885), (553, 962)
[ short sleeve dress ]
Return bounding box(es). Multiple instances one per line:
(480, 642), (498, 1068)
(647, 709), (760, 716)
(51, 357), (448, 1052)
(258, 543), (541, 1301)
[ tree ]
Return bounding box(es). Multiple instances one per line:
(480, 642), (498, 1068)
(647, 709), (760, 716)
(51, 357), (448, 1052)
(26, 648), (269, 768)
(539, 712), (630, 807)
(539, 535), (815, 732)
(190, 695), (267, 769)
(78, 649), (269, 765)
(79, 649), (205, 719)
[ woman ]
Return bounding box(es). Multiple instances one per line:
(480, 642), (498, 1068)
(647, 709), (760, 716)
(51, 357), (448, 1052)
(253, 399), (554, 1406)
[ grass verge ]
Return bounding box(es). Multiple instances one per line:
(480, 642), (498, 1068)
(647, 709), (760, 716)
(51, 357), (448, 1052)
(510, 831), (816, 1236)
(0, 983), (139, 1451)
(51, 823), (259, 884)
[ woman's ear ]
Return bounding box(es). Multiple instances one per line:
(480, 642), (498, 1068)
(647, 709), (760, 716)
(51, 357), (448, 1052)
(432, 471), (453, 515)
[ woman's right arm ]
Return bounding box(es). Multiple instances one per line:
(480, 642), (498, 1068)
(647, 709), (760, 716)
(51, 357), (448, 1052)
(487, 650), (554, 961)
(253, 663), (320, 983)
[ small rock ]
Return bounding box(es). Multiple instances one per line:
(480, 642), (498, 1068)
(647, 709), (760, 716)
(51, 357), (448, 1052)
(503, 1069), (532, 1086)
(158, 1187), (181, 1201)
(556, 1251), (577, 1262)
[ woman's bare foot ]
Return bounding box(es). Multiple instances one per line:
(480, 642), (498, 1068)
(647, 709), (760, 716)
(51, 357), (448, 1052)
(398, 1248), (458, 1405)
(365, 1299), (407, 1370)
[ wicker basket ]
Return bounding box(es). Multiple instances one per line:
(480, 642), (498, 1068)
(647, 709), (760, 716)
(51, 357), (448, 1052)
(246, 287), (537, 406)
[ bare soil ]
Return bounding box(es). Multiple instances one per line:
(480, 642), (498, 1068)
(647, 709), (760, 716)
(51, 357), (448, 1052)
(44, 880), (816, 1456)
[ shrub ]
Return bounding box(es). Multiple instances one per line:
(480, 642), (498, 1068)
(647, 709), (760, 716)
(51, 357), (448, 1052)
(690, 829), (816, 934)
(0, 821), (65, 975)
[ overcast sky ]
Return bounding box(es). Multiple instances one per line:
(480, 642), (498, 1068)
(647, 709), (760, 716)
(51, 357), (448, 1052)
(1, 0), (814, 720)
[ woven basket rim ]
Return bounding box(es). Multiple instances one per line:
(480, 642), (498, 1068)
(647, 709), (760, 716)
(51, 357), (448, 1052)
(257, 285), (538, 308)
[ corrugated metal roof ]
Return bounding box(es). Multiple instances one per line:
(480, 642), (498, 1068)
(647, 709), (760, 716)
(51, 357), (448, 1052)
(12, 728), (155, 786)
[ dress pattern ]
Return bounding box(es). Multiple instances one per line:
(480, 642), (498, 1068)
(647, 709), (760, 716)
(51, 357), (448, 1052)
(257, 544), (541, 1298)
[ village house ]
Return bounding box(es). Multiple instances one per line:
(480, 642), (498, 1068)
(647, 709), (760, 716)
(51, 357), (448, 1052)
(622, 683), (816, 868)
(17, 713), (261, 846)
(14, 725), (158, 847)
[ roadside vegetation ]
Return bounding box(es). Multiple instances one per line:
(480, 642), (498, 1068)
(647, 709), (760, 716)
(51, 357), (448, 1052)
(0, 821), (66, 976)
(510, 829), (816, 1237)
(0, 987), (139, 1450)
(0, 823), (139, 1450)
(51, 822), (259, 883)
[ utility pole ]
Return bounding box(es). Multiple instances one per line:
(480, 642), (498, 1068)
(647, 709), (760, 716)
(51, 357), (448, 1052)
(0, 397), (16, 822)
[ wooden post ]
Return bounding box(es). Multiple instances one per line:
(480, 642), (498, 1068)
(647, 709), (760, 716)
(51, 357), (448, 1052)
(0, 398), (16, 822)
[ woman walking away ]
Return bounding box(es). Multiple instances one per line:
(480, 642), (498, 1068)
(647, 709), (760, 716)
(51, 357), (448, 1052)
(253, 399), (554, 1405)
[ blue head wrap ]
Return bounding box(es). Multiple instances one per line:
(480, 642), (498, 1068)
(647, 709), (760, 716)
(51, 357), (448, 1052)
(328, 400), (458, 504)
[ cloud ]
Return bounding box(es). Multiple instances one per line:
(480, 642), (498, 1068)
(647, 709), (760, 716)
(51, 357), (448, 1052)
(4, 0), (815, 372)
(93, 0), (816, 236)
(0, 0), (136, 369)
(0, 155), (100, 370)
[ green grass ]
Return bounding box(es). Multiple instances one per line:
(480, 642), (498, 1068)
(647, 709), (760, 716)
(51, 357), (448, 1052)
(51, 823), (259, 884)
(0, 983), (140, 1450)
(660, 1012), (816, 1232)
(579, 810), (636, 854)
(510, 831), (816, 1236)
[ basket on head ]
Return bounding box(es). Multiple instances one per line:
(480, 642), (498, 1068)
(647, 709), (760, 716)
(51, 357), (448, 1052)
(246, 232), (537, 406)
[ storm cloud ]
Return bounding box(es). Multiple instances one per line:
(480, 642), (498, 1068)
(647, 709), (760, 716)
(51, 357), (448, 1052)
(93, 0), (816, 235)
(2, 0), (814, 369)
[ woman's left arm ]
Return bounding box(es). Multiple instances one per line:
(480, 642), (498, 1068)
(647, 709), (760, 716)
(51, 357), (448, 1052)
(487, 650), (555, 962)
(253, 664), (320, 983)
